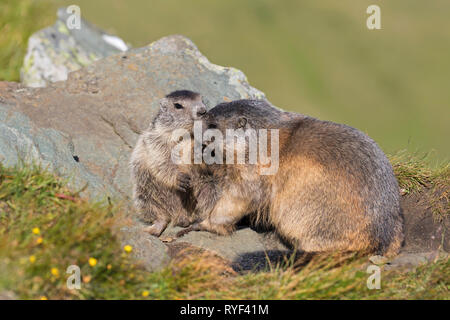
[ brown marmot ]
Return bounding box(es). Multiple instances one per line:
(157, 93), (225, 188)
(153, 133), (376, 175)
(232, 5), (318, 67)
(129, 90), (207, 236)
(180, 99), (404, 257)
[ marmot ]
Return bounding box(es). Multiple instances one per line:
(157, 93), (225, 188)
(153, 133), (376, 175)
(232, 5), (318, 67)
(180, 99), (404, 257)
(130, 90), (207, 236)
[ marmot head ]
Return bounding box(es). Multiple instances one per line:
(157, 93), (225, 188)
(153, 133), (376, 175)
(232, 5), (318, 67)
(205, 99), (281, 131)
(153, 90), (207, 131)
(202, 99), (282, 164)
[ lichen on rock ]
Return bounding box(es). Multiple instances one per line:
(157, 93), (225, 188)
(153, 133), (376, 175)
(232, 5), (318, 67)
(20, 7), (129, 88)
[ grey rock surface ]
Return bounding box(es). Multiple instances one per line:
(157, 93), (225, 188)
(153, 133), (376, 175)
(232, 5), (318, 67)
(21, 7), (129, 88)
(162, 227), (264, 261)
(1, 34), (266, 270)
(401, 190), (449, 253)
(1, 35), (265, 201)
(120, 225), (170, 271)
(161, 226), (290, 271)
(0, 291), (18, 300)
(385, 251), (447, 271)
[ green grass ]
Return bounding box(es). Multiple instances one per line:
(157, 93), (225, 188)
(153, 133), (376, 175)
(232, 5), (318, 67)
(390, 151), (449, 222)
(0, 164), (448, 300)
(0, 0), (56, 82)
(390, 151), (450, 195)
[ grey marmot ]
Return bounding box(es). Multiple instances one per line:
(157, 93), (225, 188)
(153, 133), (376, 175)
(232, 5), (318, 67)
(130, 90), (207, 236)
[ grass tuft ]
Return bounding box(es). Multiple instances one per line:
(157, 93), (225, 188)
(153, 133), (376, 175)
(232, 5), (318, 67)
(390, 150), (450, 194)
(0, 163), (448, 299)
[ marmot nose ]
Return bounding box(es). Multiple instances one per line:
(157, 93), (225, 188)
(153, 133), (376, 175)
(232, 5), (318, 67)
(197, 108), (207, 117)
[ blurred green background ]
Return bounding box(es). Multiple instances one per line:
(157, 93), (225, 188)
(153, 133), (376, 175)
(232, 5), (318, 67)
(1, 0), (449, 162)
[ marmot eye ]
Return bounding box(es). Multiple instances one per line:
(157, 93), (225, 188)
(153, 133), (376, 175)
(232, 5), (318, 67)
(237, 117), (247, 128)
(174, 103), (184, 109)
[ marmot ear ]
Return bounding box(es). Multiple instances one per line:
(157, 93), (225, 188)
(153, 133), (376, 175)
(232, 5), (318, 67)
(159, 97), (170, 111)
(237, 117), (247, 128)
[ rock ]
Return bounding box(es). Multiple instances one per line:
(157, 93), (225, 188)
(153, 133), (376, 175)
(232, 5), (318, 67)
(163, 227), (264, 262)
(0, 33), (266, 270)
(21, 7), (129, 88)
(401, 189), (449, 253)
(161, 226), (290, 271)
(369, 255), (389, 265)
(120, 225), (170, 271)
(384, 251), (447, 271)
(0, 35), (265, 201)
(0, 291), (18, 300)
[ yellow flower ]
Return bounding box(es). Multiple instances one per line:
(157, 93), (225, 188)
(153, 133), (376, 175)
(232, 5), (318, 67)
(40, 296), (48, 300)
(36, 237), (43, 244)
(88, 257), (97, 267)
(29, 255), (36, 263)
(106, 264), (112, 270)
(32, 227), (40, 235)
(142, 290), (149, 297)
(123, 245), (133, 253)
(50, 267), (59, 277)
(83, 275), (92, 283)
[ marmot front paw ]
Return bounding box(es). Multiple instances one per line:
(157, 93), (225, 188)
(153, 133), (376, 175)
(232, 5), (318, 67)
(176, 173), (191, 192)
